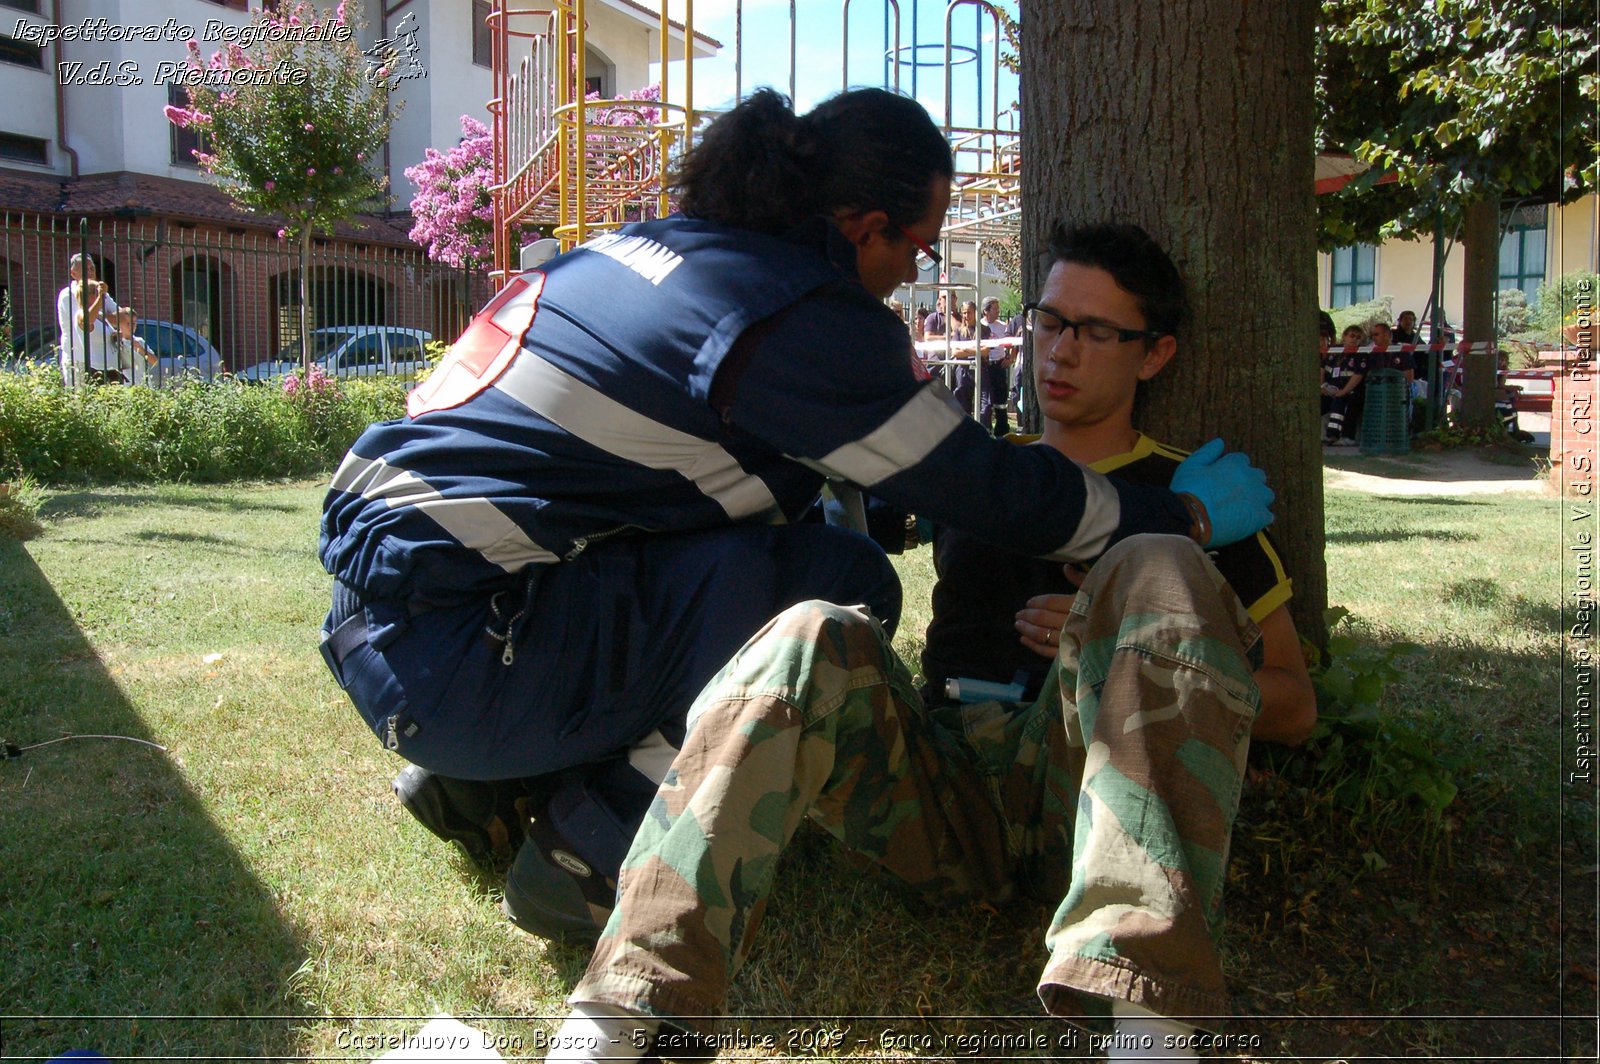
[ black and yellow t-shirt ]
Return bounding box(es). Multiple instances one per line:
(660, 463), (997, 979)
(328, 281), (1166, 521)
(920, 433), (1292, 701)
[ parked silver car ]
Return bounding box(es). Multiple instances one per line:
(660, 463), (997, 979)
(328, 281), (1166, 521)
(242, 326), (432, 381)
(135, 320), (225, 381)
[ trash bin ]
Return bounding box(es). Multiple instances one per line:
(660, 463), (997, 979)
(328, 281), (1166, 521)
(1359, 368), (1410, 455)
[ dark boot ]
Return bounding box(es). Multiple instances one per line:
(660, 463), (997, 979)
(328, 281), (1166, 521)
(502, 761), (657, 944)
(502, 809), (618, 945)
(391, 765), (527, 866)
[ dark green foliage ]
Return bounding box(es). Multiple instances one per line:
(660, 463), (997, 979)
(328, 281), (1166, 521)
(1311, 629), (1458, 816)
(1317, 0), (1598, 244)
(0, 370), (404, 484)
(1259, 609), (1459, 829)
(1413, 423), (1516, 448)
(1532, 269), (1600, 334)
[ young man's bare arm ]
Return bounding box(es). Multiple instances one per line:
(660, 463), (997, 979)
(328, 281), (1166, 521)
(1248, 605), (1317, 745)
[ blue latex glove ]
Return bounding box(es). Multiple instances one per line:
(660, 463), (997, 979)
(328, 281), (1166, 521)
(1169, 438), (1275, 547)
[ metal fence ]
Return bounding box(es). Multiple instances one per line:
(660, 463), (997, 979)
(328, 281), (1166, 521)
(1, 212), (494, 381)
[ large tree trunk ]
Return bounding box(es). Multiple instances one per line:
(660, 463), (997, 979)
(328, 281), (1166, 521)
(1019, 1), (1326, 644)
(1456, 196), (1500, 431)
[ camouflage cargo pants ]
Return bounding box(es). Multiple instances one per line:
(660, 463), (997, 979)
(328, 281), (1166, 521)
(571, 534), (1262, 1029)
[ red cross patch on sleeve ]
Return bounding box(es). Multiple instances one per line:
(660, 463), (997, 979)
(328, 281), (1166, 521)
(406, 272), (546, 418)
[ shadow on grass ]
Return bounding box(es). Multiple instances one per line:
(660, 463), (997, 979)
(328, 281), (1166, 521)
(0, 542), (306, 1059)
(132, 529), (243, 547)
(54, 533), (316, 565)
(40, 491), (304, 521)
(1325, 528), (1479, 545)
(730, 824), (1071, 1053)
(1223, 624), (1583, 1061)
(1443, 577), (1565, 632)
(1370, 496), (1492, 507)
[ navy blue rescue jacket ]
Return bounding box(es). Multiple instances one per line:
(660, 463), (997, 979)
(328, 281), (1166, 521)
(320, 216), (1191, 603)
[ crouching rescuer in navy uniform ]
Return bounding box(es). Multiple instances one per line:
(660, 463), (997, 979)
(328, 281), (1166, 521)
(317, 88), (1277, 946)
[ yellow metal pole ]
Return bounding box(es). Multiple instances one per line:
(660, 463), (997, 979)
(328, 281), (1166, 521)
(574, 0), (588, 245)
(556, 2), (571, 248)
(658, 1), (670, 218)
(489, 0), (506, 277)
(683, 0), (694, 156)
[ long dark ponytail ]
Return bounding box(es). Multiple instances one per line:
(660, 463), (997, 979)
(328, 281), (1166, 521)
(672, 87), (952, 235)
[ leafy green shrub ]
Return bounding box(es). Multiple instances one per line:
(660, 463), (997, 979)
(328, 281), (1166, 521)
(1309, 629), (1457, 816)
(1496, 288), (1532, 338)
(1531, 269), (1600, 335)
(0, 368), (405, 484)
(415, 339), (451, 384)
(0, 473), (43, 540)
(1413, 422), (1514, 449)
(1257, 610), (1461, 833)
(1330, 296), (1394, 334)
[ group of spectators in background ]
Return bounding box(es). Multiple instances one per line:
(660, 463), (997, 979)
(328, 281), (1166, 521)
(1318, 307), (1534, 446)
(1317, 310), (1420, 446)
(898, 292), (1023, 437)
(889, 296), (1537, 451)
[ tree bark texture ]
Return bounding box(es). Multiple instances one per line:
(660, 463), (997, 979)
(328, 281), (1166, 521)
(1018, 0), (1326, 644)
(1457, 196), (1500, 431)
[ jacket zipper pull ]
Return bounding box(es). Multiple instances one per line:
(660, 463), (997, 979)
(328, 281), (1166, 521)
(501, 641), (515, 667)
(385, 715), (400, 751)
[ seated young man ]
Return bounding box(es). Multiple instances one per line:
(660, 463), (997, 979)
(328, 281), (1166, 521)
(547, 222), (1317, 1062)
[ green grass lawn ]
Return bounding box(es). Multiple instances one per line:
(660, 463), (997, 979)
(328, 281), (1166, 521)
(0, 480), (1588, 1061)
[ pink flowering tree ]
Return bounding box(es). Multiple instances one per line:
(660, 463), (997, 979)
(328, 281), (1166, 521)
(405, 115), (522, 273)
(164, 0), (392, 374)
(586, 82), (662, 129)
(406, 85), (664, 277)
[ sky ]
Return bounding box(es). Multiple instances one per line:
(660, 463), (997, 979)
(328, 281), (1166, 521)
(645, 0), (1020, 128)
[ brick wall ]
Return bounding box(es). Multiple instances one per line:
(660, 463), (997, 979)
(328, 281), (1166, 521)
(2, 213), (491, 370)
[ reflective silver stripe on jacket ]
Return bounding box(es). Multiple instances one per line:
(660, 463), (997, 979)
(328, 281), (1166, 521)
(494, 352), (782, 522)
(330, 452), (559, 571)
(1043, 467), (1121, 563)
(806, 378), (1122, 563)
(810, 383), (965, 487)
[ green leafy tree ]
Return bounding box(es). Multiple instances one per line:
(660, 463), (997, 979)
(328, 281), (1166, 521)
(1318, 0), (1598, 428)
(165, 0), (394, 374)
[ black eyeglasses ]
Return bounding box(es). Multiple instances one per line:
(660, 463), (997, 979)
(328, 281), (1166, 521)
(1023, 302), (1165, 348)
(895, 225), (943, 267)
